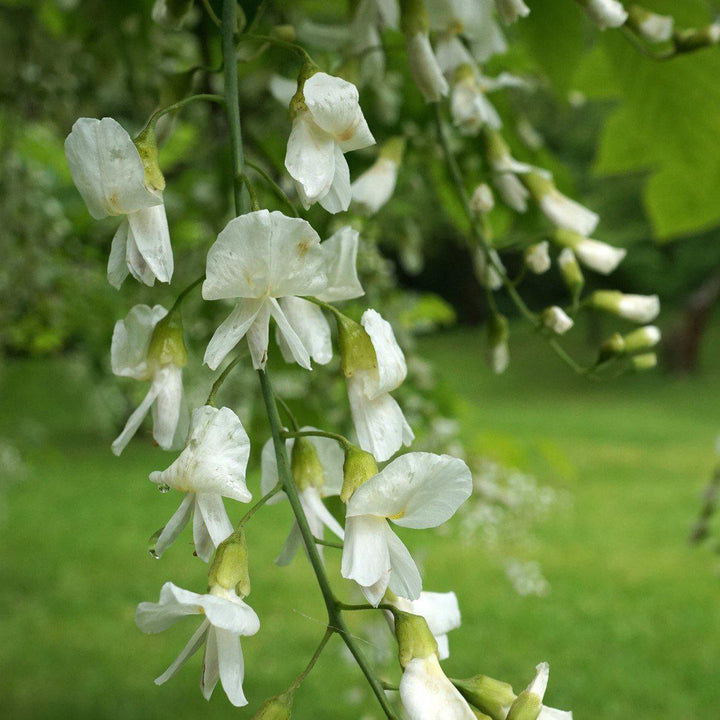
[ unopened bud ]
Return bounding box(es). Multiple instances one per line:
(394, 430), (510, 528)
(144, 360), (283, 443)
(336, 313), (378, 378)
(148, 312), (188, 368)
(579, 0), (629, 30)
(524, 241), (551, 274)
(471, 184), (495, 215)
(557, 248), (584, 297)
(454, 675), (516, 718)
(291, 437), (325, 491)
(627, 5), (673, 43)
(133, 125), (165, 194)
(394, 610), (438, 668)
(252, 689), (295, 719)
(623, 325), (661, 352)
(631, 352), (657, 371)
(599, 332), (626, 362)
(589, 291), (660, 323)
(341, 445), (378, 502)
(542, 306), (573, 335)
(208, 529), (251, 597)
(507, 663), (548, 720)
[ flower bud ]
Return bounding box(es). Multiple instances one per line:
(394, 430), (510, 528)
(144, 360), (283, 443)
(589, 291), (660, 323)
(598, 332), (626, 362)
(394, 610), (438, 668)
(453, 675), (516, 719)
(252, 689), (295, 719)
(552, 228), (625, 275)
(557, 248), (584, 297)
(524, 241), (551, 274)
(623, 325), (661, 352)
(336, 313), (378, 378)
(631, 352), (657, 371)
(341, 444), (379, 502)
(542, 306), (573, 335)
(133, 125), (165, 194)
(627, 5), (673, 43)
(487, 313), (509, 374)
(291, 437), (325, 491)
(579, 0), (629, 30)
(471, 184), (495, 215)
(506, 663), (548, 720)
(147, 312), (188, 369)
(496, 0), (531, 25)
(208, 529), (251, 598)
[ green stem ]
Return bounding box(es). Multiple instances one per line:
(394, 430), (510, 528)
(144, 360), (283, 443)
(246, 160), (300, 217)
(258, 369), (398, 720)
(282, 429), (352, 449)
(337, 602), (396, 613)
(242, 33), (316, 64)
(289, 627), (333, 691)
(200, 0), (221, 27)
(205, 352), (246, 407)
(276, 396), (300, 432)
(239, 483), (282, 526)
(169, 275), (204, 314)
(314, 537), (343, 550)
(144, 94), (225, 132)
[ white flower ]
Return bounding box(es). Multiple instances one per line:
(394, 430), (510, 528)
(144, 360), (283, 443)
(542, 306), (574, 335)
(202, 210), (328, 371)
(628, 7), (673, 43)
(435, 34), (476, 77)
(582, 0), (628, 29)
(276, 226), (365, 366)
(347, 310), (415, 462)
(342, 452), (472, 605)
(470, 183), (495, 214)
(591, 291), (660, 323)
(269, 75), (298, 106)
(553, 229), (626, 275)
(484, 130), (541, 213)
(148, 405), (251, 562)
(406, 32), (450, 102)
(285, 72), (375, 213)
(388, 591), (461, 660)
(111, 304), (184, 455)
(451, 67), (502, 134)
(525, 173), (599, 236)
(495, 0), (530, 24)
(65, 117), (173, 288)
(135, 582), (260, 707)
(352, 156), (400, 215)
(260, 428), (345, 565)
(494, 171), (530, 212)
(525, 241), (551, 274)
(400, 654), (476, 719)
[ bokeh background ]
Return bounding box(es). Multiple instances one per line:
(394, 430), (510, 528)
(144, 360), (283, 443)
(2, 0), (720, 718)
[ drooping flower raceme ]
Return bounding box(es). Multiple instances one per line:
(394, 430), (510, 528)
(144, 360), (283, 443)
(342, 310), (415, 462)
(65, 117), (173, 288)
(202, 210), (328, 371)
(149, 405), (251, 562)
(261, 429), (345, 565)
(135, 582), (260, 707)
(342, 452), (472, 605)
(276, 226), (365, 366)
(111, 304), (186, 455)
(285, 72), (375, 213)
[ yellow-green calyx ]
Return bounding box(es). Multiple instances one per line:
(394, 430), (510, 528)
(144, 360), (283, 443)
(506, 689), (542, 720)
(251, 689), (295, 719)
(453, 675), (516, 720)
(380, 136), (406, 165)
(394, 610), (438, 668)
(340, 445), (378, 502)
(589, 290), (623, 314)
(400, 0), (429, 36)
(291, 437), (325, 492)
(148, 312), (188, 369)
(522, 171), (555, 201)
(599, 332), (626, 362)
(488, 313), (509, 348)
(336, 314), (378, 378)
(482, 129), (510, 167)
(558, 250), (584, 295)
(632, 352), (657, 371)
(289, 61), (320, 119)
(208, 529), (251, 597)
(133, 125), (165, 195)
(552, 228), (583, 250)
(454, 63), (476, 85)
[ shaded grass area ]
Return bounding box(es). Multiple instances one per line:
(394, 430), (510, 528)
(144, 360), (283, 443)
(2, 322), (720, 718)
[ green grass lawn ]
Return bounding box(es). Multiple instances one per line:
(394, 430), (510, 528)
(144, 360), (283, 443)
(2, 324), (720, 719)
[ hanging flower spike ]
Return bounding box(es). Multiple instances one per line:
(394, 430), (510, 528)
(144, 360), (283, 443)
(260, 428), (345, 565)
(65, 118), (173, 288)
(351, 137), (405, 215)
(111, 304), (186, 455)
(135, 581), (260, 707)
(341, 452), (472, 605)
(339, 309), (415, 462)
(285, 71), (375, 213)
(275, 226), (365, 366)
(149, 405), (252, 562)
(387, 590), (462, 660)
(202, 210), (329, 371)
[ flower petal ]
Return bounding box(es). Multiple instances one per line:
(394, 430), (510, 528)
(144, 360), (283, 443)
(318, 146), (351, 214)
(200, 595), (260, 636)
(341, 514), (391, 590)
(200, 625), (220, 700)
(351, 157), (398, 215)
(276, 521), (303, 566)
(346, 452), (472, 529)
(269, 297), (311, 370)
(411, 591), (461, 638)
(285, 114), (336, 207)
(247, 300), (271, 369)
(193, 497), (215, 563)
(303, 486), (345, 540)
(153, 494), (194, 558)
(317, 226), (364, 302)
(111, 380), (163, 456)
(276, 297), (332, 365)
(135, 582), (203, 633)
(151, 365), (183, 450)
(154, 619), (210, 686)
(361, 309), (407, 396)
(107, 220), (130, 288)
(215, 627), (248, 707)
(385, 525), (422, 600)
(127, 204), (174, 284)
(203, 299), (263, 371)
(195, 493), (234, 548)
(111, 304), (167, 380)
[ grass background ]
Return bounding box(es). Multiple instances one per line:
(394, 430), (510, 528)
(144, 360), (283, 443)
(2, 323), (720, 719)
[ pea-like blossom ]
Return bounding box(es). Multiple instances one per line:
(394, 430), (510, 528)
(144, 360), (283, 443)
(275, 226), (365, 366)
(111, 304), (185, 455)
(552, 229), (626, 275)
(341, 452), (472, 605)
(148, 405), (251, 562)
(285, 72), (375, 213)
(347, 310), (415, 462)
(65, 117), (173, 288)
(260, 429), (345, 564)
(202, 210), (329, 371)
(451, 65), (502, 134)
(542, 306), (574, 335)
(135, 582), (260, 707)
